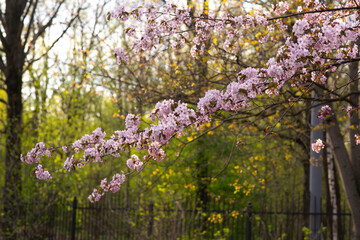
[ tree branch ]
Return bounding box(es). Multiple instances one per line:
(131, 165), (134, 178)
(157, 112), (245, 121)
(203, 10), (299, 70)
(23, 0), (38, 49)
(0, 98), (7, 105)
(0, 55), (6, 73)
(0, 22), (7, 50)
(24, 0), (65, 56)
(267, 6), (360, 21)
(161, 6), (360, 23)
(24, 7), (82, 72)
(0, 2), (5, 28)
(21, 0), (34, 24)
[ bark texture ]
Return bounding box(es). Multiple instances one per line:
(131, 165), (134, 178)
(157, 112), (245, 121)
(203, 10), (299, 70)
(2, 1), (26, 239)
(349, 60), (360, 190)
(326, 114), (360, 239)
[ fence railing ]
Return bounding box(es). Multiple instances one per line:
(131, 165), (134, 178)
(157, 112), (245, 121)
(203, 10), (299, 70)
(18, 194), (352, 240)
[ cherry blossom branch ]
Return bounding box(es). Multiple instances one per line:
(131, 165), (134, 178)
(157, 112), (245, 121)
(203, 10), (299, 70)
(21, 0), (360, 202)
(267, 6), (360, 21)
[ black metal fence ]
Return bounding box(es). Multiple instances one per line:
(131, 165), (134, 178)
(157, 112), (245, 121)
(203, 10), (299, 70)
(19, 194), (352, 240)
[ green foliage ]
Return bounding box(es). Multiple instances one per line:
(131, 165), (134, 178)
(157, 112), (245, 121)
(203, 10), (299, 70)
(0, 0), (317, 237)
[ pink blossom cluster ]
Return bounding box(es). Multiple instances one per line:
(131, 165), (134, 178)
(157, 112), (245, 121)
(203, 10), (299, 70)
(312, 139), (325, 153)
(108, 1), (360, 67)
(88, 189), (104, 203)
(21, 142), (51, 164)
(126, 154), (143, 171)
(108, 2), (360, 100)
(63, 155), (75, 172)
(346, 106), (354, 117)
(114, 48), (129, 64)
(345, 105), (360, 117)
(69, 128), (121, 168)
(100, 172), (126, 193)
(197, 89), (223, 115)
(21, 142), (53, 181)
(113, 4), (192, 56)
(318, 105), (334, 120)
(355, 134), (360, 145)
(108, 3), (273, 58)
(125, 113), (140, 129)
(89, 172), (126, 202)
(149, 99), (197, 140)
(35, 164), (52, 181)
(148, 141), (166, 162)
(275, 2), (290, 15)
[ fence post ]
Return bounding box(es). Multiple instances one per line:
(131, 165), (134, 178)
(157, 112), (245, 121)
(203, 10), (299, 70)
(246, 202), (252, 240)
(71, 197), (77, 240)
(148, 201), (154, 237)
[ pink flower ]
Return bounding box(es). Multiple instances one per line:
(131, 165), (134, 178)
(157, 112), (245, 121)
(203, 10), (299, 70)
(318, 105), (334, 119)
(108, 173), (126, 193)
(355, 134), (360, 145)
(93, 172), (126, 199)
(197, 90), (223, 114)
(349, 44), (358, 58)
(346, 106), (353, 117)
(21, 142), (51, 164)
(275, 2), (289, 15)
(62, 145), (68, 153)
(88, 189), (104, 203)
(91, 128), (106, 142)
(109, 6), (129, 21)
(148, 142), (166, 161)
(312, 139), (325, 153)
(64, 155), (75, 172)
(125, 114), (140, 129)
(100, 178), (108, 191)
(254, 11), (268, 26)
(190, 45), (198, 58)
(293, 19), (310, 37)
(125, 25), (137, 37)
(150, 99), (175, 121)
(35, 164), (52, 181)
(126, 154), (143, 171)
(114, 48), (129, 64)
(265, 88), (279, 97)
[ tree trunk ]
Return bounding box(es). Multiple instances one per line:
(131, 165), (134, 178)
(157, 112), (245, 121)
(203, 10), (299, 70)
(324, 133), (343, 240)
(301, 157), (310, 237)
(195, 137), (209, 211)
(349, 59), (360, 191)
(326, 114), (360, 239)
(323, 140), (333, 239)
(3, 74), (23, 240)
(1, 1), (26, 239)
(300, 99), (311, 238)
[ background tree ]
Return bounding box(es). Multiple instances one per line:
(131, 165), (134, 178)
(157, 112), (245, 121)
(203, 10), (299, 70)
(0, 0), (81, 238)
(18, 0), (360, 238)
